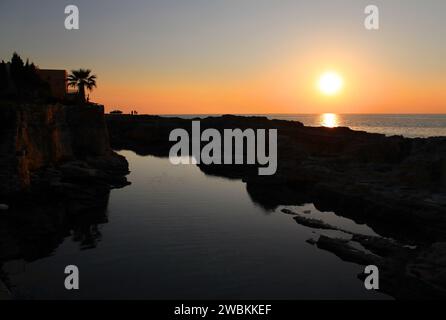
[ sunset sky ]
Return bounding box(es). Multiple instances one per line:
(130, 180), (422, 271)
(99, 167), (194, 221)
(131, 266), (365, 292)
(1, 0), (445, 114)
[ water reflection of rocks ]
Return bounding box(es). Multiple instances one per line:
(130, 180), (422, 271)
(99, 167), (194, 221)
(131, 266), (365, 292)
(2, 114), (446, 299)
(104, 111), (446, 299)
(243, 174), (446, 299)
(0, 190), (110, 295)
(2, 156), (446, 299)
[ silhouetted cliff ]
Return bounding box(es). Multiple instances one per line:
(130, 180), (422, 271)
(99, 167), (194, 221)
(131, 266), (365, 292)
(0, 102), (129, 199)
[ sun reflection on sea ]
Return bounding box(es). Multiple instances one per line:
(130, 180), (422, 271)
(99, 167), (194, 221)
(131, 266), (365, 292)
(320, 113), (338, 128)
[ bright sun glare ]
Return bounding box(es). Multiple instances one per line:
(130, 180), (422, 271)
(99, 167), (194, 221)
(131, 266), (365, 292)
(321, 113), (338, 128)
(318, 72), (343, 96)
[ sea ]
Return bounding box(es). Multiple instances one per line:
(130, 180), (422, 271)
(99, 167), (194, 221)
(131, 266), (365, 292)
(163, 114), (446, 138)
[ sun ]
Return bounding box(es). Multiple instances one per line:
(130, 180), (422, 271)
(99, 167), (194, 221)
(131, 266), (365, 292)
(318, 71), (343, 96)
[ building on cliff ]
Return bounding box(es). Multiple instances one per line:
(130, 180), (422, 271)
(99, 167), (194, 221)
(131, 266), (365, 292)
(1, 54), (74, 101)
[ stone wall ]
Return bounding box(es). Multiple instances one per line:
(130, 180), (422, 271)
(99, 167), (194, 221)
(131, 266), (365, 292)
(0, 102), (114, 197)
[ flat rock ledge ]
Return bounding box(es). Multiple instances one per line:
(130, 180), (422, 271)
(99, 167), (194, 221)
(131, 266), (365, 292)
(0, 279), (11, 300)
(283, 208), (446, 299)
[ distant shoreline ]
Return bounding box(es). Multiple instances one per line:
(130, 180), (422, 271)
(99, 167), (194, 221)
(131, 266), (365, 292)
(129, 113), (446, 116)
(106, 113), (446, 139)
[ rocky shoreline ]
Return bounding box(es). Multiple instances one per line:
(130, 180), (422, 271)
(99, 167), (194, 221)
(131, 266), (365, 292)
(1, 110), (445, 299)
(0, 102), (130, 198)
(0, 102), (130, 298)
(107, 114), (446, 240)
(282, 208), (446, 299)
(107, 114), (446, 299)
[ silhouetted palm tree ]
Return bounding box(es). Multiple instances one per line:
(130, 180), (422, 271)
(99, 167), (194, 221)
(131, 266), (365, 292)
(67, 69), (97, 102)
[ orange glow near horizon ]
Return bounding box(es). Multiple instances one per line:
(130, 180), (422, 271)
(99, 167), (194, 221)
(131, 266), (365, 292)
(87, 48), (446, 115)
(4, 1), (445, 115)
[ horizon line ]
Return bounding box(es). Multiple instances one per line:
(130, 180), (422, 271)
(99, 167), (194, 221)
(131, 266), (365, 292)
(117, 112), (446, 116)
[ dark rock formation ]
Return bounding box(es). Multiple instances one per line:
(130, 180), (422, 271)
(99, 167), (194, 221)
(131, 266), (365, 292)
(282, 209), (340, 230)
(0, 102), (129, 251)
(284, 207), (446, 299)
(314, 235), (446, 299)
(0, 101), (130, 297)
(106, 114), (446, 299)
(0, 102), (129, 201)
(317, 235), (383, 266)
(106, 114), (446, 243)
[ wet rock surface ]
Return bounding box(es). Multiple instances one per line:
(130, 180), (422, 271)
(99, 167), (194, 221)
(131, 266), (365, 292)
(283, 208), (446, 299)
(0, 102), (130, 200)
(107, 114), (446, 299)
(107, 115), (445, 241)
(282, 209), (339, 230)
(1, 112), (445, 299)
(0, 103), (130, 297)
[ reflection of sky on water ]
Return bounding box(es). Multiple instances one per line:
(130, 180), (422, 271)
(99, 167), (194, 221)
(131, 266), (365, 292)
(3, 151), (390, 300)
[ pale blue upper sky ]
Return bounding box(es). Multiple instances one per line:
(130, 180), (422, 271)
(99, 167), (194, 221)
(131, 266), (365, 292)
(1, 0), (445, 113)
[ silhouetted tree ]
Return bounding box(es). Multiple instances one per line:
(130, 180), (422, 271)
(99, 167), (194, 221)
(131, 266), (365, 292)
(0, 53), (50, 101)
(10, 52), (25, 95)
(67, 69), (97, 103)
(0, 60), (8, 94)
